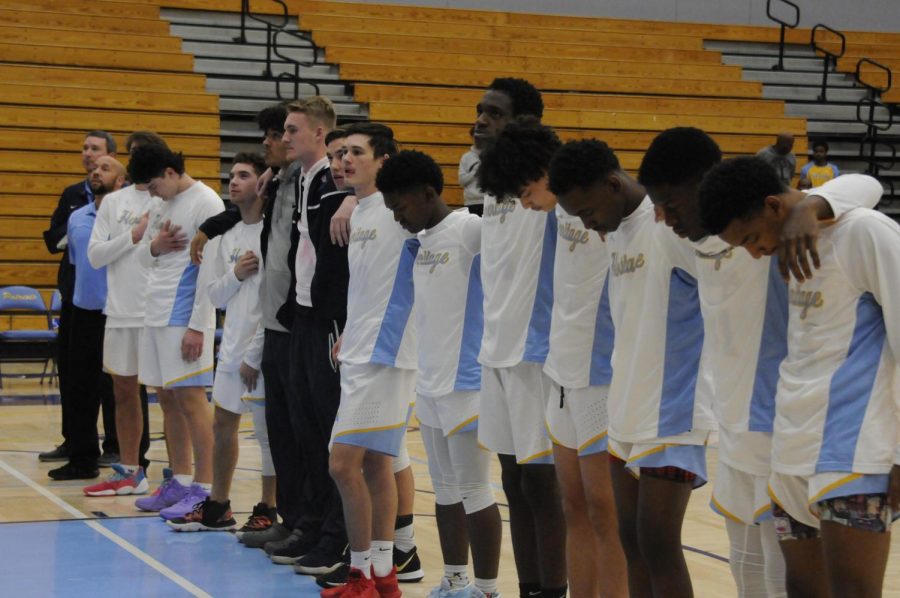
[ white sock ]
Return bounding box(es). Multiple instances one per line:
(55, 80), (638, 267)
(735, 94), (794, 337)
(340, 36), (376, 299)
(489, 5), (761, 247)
(445, 565), (469, 589)
(371, 540), (394, 577)
(174, 474), (192, 487)
(195, 482), (212, 492)
(121, 465), (138, 474)
(394, 522), (416, 552)
(475, 577), (498, 595)
(350, 550), (372, 578)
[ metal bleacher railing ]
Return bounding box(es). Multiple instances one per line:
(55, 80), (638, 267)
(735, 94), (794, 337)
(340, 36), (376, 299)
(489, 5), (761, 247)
(235, 0), (322, 98)
(855, 58), (896, 200)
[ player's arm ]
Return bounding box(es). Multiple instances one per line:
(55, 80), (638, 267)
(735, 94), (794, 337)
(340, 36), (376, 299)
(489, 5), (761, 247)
(88, 197), (136, 268)
(191, 205), (241, 264)
(205, 236), (240, 308)
(778, 174), (884, 282)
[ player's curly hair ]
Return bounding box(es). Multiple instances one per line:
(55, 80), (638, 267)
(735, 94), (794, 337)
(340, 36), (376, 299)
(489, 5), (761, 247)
(127, 143), (185, 183)
(376, 150), (444, 195)
(488, 77), (544, 119)
(548, 139), (621, 197)
(638, 127), (722, 188)
(698, 156), (785, 234)
(476, 116), (560, 201)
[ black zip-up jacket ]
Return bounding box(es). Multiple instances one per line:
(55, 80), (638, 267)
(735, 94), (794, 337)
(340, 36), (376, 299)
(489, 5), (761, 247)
(198, 165), (350, 330)
(43, 180), (90, 302)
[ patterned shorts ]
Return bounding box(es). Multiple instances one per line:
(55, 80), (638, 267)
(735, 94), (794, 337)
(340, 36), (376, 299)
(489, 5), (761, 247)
(773, 493), (894, 541)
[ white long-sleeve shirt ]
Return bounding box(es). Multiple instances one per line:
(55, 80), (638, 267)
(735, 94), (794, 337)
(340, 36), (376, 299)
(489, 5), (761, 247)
(87, 185), (160, 327)
(479, 195), (556, 368)
(543, 206), (614, 389)
(775, 206), (900, 475)
(139, 181), (224, 330)
(338, 192), (418, 369)
(414, 210), (483, 397)
(207, 220), (265, 371)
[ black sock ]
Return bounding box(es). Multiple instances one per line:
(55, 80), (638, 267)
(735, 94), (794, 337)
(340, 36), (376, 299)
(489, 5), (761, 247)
(519, 582), (542, 598)
(395, 513), (413, 530)
(542, 586), (567, 598)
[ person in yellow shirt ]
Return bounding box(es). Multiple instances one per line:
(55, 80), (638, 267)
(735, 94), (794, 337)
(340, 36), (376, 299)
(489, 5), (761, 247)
(799, 141), (840, 189)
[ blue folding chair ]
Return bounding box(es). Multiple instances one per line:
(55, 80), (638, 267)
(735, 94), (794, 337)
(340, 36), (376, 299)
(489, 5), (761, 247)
(0, 286), (58, 387)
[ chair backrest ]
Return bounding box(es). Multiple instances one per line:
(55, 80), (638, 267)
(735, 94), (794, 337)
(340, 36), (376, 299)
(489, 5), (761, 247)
(0, 286), (47, 312)
(50, 290), (62, 313)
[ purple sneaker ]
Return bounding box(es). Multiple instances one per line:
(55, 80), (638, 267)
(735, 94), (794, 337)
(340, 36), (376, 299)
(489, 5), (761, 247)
(135, 469), (189, 512)
(159, 484), (210, 521)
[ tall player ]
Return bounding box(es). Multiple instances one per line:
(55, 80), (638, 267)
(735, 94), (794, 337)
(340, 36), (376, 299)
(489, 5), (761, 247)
(637, 127), (883, 597)
(382, 150), (503, 598)
(699, 157), (898, 598)
(549, 139), (709, 597)
(128, 144), (225, 519)
(478, 119), (627, 598)
(82, 132), (164, 497)
(325, 122), (413, 598)
(474, 79), (567, 598)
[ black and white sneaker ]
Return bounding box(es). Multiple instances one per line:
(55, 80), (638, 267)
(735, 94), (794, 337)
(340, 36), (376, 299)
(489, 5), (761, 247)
(316, 563), (350, 588)
(294, 541), (347, 575)
(167, 498), (237, 532)
(394, 545), (425, 583)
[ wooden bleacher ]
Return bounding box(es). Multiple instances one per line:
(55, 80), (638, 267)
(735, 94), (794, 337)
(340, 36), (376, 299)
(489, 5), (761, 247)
(0, 0), (221, 331)
(281, 0), (810, 204)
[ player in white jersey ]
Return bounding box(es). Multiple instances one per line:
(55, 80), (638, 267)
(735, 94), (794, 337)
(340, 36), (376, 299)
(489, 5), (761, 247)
(639, 128), (885, 597)
(168, 153), (275, 532)
(699, 156), (899, 598)
(326, 123), (415, 598)
(479, 120), (627, 598)
(474, 80), (567, 598)
(82, 132), (167, 498)
(128, 144), (225, 520)
(382, 150), (502, 598)
(550, 139), (710, 597)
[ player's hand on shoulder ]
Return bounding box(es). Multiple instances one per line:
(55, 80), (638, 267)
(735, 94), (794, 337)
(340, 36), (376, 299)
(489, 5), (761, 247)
(331, 195), (358, 247)
(190, 230), (209, 265)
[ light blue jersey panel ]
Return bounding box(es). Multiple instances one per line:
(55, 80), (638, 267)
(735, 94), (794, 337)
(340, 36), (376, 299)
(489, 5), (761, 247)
(169, 263), (199, 326)
(523, 209), (557, 363)
(371, 238), (420, 367)
(658, 267), (704, 437)
(748, 258), (788, 432)
(816, 293), (885, 472)
(589, 274), (614, 386)
(454, 255), (484, 392)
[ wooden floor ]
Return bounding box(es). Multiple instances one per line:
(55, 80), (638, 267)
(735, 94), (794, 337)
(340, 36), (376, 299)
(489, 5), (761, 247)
(0, 372), (897, 597)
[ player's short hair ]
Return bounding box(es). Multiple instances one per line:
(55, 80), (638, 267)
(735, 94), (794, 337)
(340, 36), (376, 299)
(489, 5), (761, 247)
(344, 122), (398, 158)
(233, 152), (266, 176)
(812, 140), (829, 152)
(287, 96), (337, 130)
(127, 144), (185, 183)
(85, 130), (117, 154)
(477, 116), (560, 200)
(698, 156), (785, 234)
(638, 127), (722, 188)
(125, 131), (168, 154)
(376, 150), (444, 196)
(548, 139), (621, 197)
(325, 127), (348, 146)
(487, 77), (544, 119)
(257, 102), (289, 134)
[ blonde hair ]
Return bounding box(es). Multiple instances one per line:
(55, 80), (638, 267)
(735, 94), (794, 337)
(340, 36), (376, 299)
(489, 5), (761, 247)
(287, 96), (337, 130)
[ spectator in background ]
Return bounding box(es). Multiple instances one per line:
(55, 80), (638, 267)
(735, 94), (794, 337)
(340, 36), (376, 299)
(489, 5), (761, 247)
(459, 126), (484, 216)
(48, 156), (126, 480)
(799, 141), (840, 189)
(40, 130), (120, 467)
(756, 132), (796, 188)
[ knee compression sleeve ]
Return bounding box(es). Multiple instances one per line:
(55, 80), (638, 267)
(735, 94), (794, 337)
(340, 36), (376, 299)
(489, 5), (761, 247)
(449, 430), (495, 514)
(421, 423), (462, 506)
(249, 401), (275, 476)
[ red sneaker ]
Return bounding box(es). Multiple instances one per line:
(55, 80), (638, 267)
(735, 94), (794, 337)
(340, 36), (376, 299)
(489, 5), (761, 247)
(322, 567), (377, 598)
(374, 566), (402, 598)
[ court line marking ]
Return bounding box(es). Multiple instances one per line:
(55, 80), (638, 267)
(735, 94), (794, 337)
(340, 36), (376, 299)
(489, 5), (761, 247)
(0, 456), (212, 598)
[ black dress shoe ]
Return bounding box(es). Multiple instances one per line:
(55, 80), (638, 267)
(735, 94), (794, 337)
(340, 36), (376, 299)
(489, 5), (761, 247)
(38, 445), (70, 462)
(48, 463), (100, 480)
(97, 452), (120, 468)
